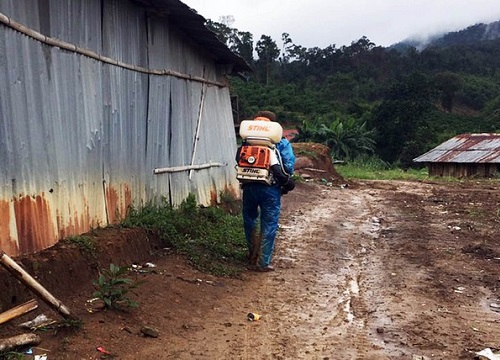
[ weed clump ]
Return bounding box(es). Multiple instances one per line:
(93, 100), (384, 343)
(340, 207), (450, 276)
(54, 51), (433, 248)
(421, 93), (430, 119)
(121, 194), (247, 276)
(65, 235), (98, 259)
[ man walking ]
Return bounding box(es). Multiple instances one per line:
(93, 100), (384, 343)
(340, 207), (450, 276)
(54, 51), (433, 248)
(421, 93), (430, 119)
(240, 111), (295, 271)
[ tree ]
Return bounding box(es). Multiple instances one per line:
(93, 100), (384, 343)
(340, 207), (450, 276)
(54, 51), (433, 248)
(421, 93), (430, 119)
(206, 19), (232, 44)
(234, 31), (254, 65)
(256, 35), (280, 85)
(205, 20), (254, 64)
(370, 72), (437, 165)
(434, 72), (462, 112)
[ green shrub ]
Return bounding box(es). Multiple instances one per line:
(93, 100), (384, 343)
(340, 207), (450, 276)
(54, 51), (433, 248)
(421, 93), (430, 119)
(93, 263), (138, 310)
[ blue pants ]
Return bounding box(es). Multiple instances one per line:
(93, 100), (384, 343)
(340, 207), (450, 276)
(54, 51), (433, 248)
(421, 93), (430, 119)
(242, 183), (281, 267)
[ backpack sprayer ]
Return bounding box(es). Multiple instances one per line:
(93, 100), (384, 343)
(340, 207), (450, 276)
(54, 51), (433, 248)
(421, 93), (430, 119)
(235, 120), (289, 185)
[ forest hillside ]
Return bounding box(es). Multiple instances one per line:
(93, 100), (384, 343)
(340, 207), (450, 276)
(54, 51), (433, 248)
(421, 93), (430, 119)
(209, 19), (500, 166)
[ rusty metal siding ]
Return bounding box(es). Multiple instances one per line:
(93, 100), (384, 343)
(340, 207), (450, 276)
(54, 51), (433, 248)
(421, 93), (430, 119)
(149, 78), (239, 207)
(195, 83), (238, 205)
(0, 29), (108, 254)
(102, 65), (149, 223)
(0, 1), (242, 257)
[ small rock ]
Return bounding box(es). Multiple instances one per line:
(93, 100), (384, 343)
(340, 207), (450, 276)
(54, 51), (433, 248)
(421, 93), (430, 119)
(140, 326), (159, 338)
(376, 327), (384, 334)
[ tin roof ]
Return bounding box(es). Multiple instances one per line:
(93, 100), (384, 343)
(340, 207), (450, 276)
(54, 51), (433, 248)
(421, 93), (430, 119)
(413, 133), (500, 163)
(130, 0), (252, 74)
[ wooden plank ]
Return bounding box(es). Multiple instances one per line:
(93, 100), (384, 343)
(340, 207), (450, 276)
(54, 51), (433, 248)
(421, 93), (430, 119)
(0, 299), (38, 325)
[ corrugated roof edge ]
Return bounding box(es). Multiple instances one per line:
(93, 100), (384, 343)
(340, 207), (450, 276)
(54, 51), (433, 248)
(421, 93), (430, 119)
(130, 0), (253, 74)
(413, 133), (500, 163)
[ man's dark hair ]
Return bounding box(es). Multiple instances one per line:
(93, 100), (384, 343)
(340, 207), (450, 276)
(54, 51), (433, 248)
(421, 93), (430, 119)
(255, 110), (277, 121)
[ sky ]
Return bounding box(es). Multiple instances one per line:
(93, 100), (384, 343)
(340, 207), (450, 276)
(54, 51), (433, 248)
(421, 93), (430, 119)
(181, 0), (500, 49)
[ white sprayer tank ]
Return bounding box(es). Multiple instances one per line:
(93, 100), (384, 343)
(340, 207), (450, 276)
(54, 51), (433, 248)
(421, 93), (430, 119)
(239, 120), (283, 145)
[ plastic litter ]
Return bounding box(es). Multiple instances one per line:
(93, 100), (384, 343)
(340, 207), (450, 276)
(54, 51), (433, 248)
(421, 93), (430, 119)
(247, 313), (261, 321)
(97, 346), (111, 355)
(130, 262), (156, 273)
(34, 355), (47, 360)
(476, 348), (500, 360)
(490, 303), (500, 313)
(19, 314), (54, 329)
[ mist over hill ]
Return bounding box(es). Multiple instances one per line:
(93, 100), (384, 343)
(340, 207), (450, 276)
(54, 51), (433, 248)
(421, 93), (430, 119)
(392, 19), (500, 51)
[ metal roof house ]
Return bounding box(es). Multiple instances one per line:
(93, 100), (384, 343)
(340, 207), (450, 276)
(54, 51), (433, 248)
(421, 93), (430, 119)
(0, 0), (251, 256)
(413, 133), (500, 178)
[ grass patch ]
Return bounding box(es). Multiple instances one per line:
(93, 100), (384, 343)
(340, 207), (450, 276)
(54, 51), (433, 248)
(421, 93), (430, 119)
(295, 148), (319, 160)
(337, 163), (430, 180)
(121, 194), (247, 277)
(467, 207), (487, 219)
(335, 156), (430, 180)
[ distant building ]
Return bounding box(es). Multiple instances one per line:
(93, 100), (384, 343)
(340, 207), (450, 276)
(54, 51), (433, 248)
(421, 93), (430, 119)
(413, 133), (500, 178)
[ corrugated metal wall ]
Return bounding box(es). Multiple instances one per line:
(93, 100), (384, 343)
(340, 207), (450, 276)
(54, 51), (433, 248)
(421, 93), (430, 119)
(0, 0), (240, 256)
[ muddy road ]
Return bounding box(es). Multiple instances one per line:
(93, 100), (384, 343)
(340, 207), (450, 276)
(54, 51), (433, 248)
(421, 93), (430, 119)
(187, 179), (499, 360)
(2, 179), (499, 359)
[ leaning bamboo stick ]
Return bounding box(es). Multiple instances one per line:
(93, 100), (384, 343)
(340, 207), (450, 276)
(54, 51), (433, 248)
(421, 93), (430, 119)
(0, 333), (41, 352)
(0, 299), (38, 325)
(0, 250), (74, 319)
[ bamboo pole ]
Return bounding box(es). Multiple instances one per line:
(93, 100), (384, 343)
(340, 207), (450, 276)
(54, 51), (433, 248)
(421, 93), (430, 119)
(0, 299), (38, 325)
(189, 74), (207, 181)
(0, 251), (74, 319)
(0, 333), (41, 352)
(0, 11), (227, 87)
(153, 162), (225, 175)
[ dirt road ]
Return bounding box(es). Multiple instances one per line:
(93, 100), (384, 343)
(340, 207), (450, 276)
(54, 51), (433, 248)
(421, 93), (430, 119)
(171, 179), (498, 360)
(2, 179), (499, 359)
